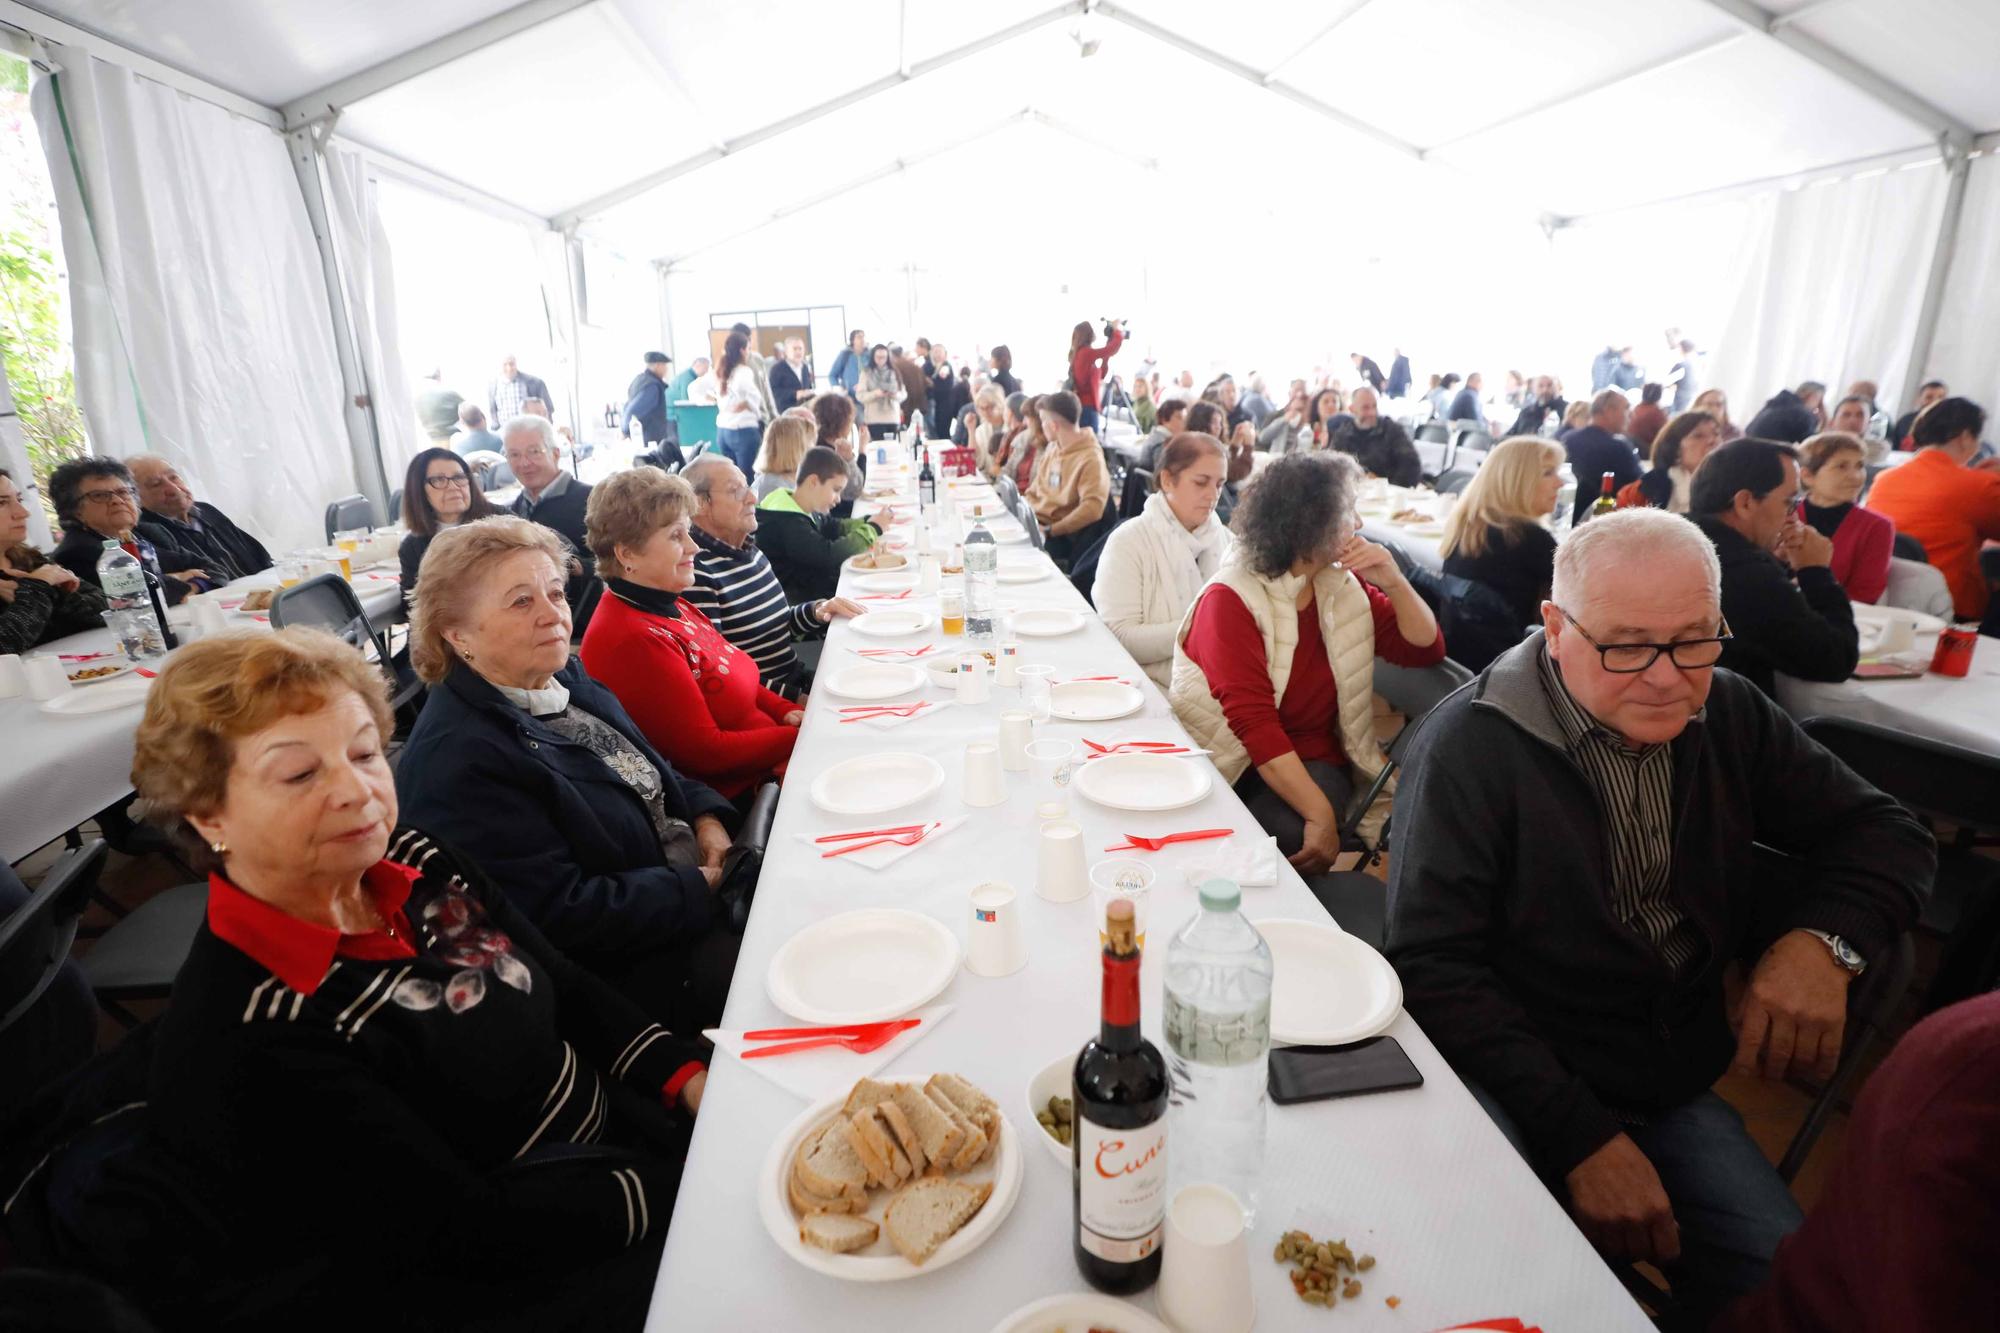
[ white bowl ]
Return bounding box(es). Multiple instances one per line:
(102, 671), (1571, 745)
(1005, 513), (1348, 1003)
(1024, 1054), (1076, 1167)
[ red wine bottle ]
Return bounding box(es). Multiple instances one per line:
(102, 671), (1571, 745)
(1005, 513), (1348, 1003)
(1073, 897), (1167, 1293)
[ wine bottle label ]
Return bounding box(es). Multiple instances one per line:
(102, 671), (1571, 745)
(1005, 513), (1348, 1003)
(1076, 1114), (1166, 1263)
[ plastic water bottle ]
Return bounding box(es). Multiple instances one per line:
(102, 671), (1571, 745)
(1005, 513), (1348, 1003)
(1163, 879), (1273, 1226)
(964, 521), (997, 640)
(96, 540), (168, 663)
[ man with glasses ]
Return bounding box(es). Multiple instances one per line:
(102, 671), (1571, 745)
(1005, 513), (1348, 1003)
(1688, 437), (1858, 698)
(128, 454), (272, 580)
(503, 416), (594, 624)
(1388, 508), (1931, 1324)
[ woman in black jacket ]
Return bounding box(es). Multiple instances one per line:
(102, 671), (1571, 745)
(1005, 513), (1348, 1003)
(1, 467), (108, 653)
(1437, 435), (1565, 668)
(397, 447), (503, 605)
(393, 516), (741, 1030)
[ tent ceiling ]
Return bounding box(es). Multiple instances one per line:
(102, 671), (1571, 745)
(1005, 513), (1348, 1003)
(17, 0), (1995, 233)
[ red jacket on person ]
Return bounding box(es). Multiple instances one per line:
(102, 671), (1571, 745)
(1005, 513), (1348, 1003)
(580, 580), (797, 799)
(1069, 325), (1123, 411)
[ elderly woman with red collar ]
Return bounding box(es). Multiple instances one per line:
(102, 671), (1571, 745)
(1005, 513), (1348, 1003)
(120, 628), (705, 1331)
(581, 467), (800, 803)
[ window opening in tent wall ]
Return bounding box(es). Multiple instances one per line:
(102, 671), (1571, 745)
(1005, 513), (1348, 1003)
(0, 49), (87, 524)
(708, 308), (847, 370)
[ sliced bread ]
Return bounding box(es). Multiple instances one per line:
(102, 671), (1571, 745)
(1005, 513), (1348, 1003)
(888, 1083), (964, 1172)
(925, 1085), (989, 1172)
(927, 1073), (1002, 1150)
(841, 1076), (902, 1119)
(796, 1121), (871, 1203)
(800, 1212), (879, 1254)
(845, 1108), (912, 1188)
(883, 1177), (993, 1265)
(876, 1098), (929, 1175)
(788, 1163), (863, 1216)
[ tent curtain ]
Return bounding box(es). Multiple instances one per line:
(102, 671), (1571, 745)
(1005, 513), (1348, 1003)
(322, 141), (418, 477)
(29, 47), (356, 554)
(1926, 152), (2000, 419)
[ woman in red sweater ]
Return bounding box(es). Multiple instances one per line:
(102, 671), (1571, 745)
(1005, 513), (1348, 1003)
(1798, 432), (1893, 604)
(1067, 319), (1124, 430)
(581, 468), (799, 801)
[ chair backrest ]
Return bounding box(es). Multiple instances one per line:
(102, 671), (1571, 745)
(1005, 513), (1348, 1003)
(387, 488), (403, 525)
(1022, 510), (1046, 550)
(1891, 532), (1928, 563)
(1413, 438), (1452, 478)
(323, 494), (374, 544)
(0, 841), (106, 1032)
(994, 474), (1019, 512)
(1435, 468), (1475, 495)
(1414, 421), (1451, 445)
(272, 572), (371, 641)
(1798, 715), (2000, 836)
(1373, 658), (1476, 722)
(1118, 468), (1153, 520)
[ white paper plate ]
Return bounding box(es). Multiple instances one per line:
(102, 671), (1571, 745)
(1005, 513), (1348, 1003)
(1024, 1054), (1074, 1167)
(36, 679), (152, 716)
(809, 751), (946, 814)
(850, 609), (936, 638)
(1011, 609), (1086, 637)
(991, 1293), (1170, 1333)
(1072, 752), (1213, 812)
(761, 1077), (1021, 1282)
(766, 909), (961, 1025)
(1853, 602), (1949, 634)
(64, 661), (136, 686)
(843, 550), (910, 574)
(996, 564), (1049, 584)
(991, 527), (1031, 545)
(1049, 681), (1144, 722)
(1254, 917), (1403, 1046)
(820, 663), (928, 701)
(852, 572), (918, 594)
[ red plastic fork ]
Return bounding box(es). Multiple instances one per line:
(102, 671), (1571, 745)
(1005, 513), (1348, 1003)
(1103, 828), (1235, 853)
(813, 824), (929, 843)
(742, 1020), (920, 1059)
(1083, 739), (1190, 754)
(744, 1018), (921, 1040)
(821, 824), (940, 858)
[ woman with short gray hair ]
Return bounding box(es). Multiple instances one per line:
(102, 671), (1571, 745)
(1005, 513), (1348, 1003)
(1169, 453), (1445, 872)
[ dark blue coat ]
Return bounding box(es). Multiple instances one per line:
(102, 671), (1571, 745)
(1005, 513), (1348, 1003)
(1562, 426), (1643, 525)
(395, 659), (734, 963)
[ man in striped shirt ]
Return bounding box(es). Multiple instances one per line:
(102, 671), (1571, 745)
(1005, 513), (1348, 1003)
(1388, 509), (1931, 1324)
(682, 455), (861, 698)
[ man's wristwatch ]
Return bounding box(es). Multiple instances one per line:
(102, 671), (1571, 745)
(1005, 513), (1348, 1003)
(1802, 929), (1866, 976)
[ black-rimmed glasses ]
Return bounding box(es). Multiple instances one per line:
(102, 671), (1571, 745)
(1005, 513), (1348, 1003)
(425, 474), (472, 491)
(1557, 607), (1732, 673)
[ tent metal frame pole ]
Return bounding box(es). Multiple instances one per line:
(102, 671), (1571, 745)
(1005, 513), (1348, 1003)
(1693, 0), (1975, 148)
(552, 0), (1090, 228)
(1900, 144), (1973, 411)
(1261, 0), (1380, 85)
(278, 0), (599, 130)
(287, 121), (391, 514)
(0, 0), (279, 125)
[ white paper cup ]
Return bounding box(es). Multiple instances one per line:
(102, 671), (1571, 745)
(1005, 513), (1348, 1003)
(0, 653), (26, 699)
(962, 740), (1006, 807)
(995, 641), (1021, 687)
(23, 655), (71, 701)
(1035, 820), (1090, 903)
(954, 652), (991, 704)
(965, 881), (1026, 977)
(1024, 738), (1075, 819)
(918, 554), (941, 592)
(997, 709), (1035, 771)
(1158, 1184), (1254, 1333)
(190, 598), (229, 638)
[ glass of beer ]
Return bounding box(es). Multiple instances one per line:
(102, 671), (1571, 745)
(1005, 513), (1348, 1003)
(277, 558), (305, 589)
(940, 587), (966, 636)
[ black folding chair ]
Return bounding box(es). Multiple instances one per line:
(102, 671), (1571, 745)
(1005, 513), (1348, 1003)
(323, 494), (375, 544)
(273, 574), (425, 724)
(1413, 437), (1452, 480)
(0, 841), (106, 1037)
(1891, 532), (1928, 563)
(76, 881), (207, 1026)
(1434, 467), (1476, 494)
(1413, 421), (1451, 445)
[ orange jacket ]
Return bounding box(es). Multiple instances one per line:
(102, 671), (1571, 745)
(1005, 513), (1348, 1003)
(1865, 450), (2000, 619)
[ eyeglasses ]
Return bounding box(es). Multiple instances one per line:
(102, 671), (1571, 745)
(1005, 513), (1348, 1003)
(1557, 607), (1732, 673)
(80, 486), (136, 505)
(425, 474), (472, 491)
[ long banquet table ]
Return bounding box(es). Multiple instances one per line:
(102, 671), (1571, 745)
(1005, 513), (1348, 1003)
(2, 564), (404, 864)
(649, 469), (1647, 1330)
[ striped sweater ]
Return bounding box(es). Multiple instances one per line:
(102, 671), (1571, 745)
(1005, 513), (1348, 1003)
(685, 524), (824, 698)
(143, 828), (705, 1310)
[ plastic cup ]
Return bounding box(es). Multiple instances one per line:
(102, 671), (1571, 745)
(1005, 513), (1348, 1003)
(964, 881), (1026, 977)
(997, 710), (1035, 771)
(23, 655), (71, 701)
(1016, 663), (1056, 722)
(1157, 1184), (1254, 1333)
(1035, 820), (1090, 903)
(0, 653), (26, 699)
(191, 598), (229, 639)
(1091, 858), (1155, 948)
(962, 740), (1006, 807)
(1024, 738), (1075, 819)
(940, 587), (966, 636)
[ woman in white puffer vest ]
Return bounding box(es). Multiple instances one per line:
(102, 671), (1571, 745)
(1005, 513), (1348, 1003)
(1092, 431), (1234, 688)
(1169, 452), (1446, 873)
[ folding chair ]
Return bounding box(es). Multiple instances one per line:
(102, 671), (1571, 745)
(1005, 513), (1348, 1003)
(1413, 421), (1451, 445)
(76, 881), (207, 1026)
(1891, 532), (1928, 563)
(1413, 437), (1452, 480)
(323, 494), (375, 544)
(273, 574), (426, 724)
(1434, 468), (1476, 495)
(1, 841), (106, 1037)
(994, 474), (1020, 514)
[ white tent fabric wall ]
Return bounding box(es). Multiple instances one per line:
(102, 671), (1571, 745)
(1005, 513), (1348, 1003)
(29, 49), (356, 553)
(323, 140), (419, 477)
(1928, 151), (2000, 417)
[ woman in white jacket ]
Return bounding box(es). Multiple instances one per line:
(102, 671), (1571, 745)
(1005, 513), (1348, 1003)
(1091, 432), (1234, 687)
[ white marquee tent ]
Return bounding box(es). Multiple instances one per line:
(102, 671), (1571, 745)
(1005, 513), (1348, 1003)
(2, 0), (1996, 550)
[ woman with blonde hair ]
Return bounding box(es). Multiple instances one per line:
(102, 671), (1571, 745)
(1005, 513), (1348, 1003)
(752, 414), (816, 501)
(1438, 434), (1565, 668)
(969, 383), (1010, 478)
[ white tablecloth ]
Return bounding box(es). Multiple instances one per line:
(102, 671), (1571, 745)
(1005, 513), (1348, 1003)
(1360, 518), (1444, 571)
(648, 477), (1646, 1331)
(1778, 629), (2000, 758)
(2, 566), (403, 863)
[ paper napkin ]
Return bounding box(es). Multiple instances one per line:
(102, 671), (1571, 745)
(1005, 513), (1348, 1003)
(795, 815), (968, 870)
(703, 1004), (956, 1102)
